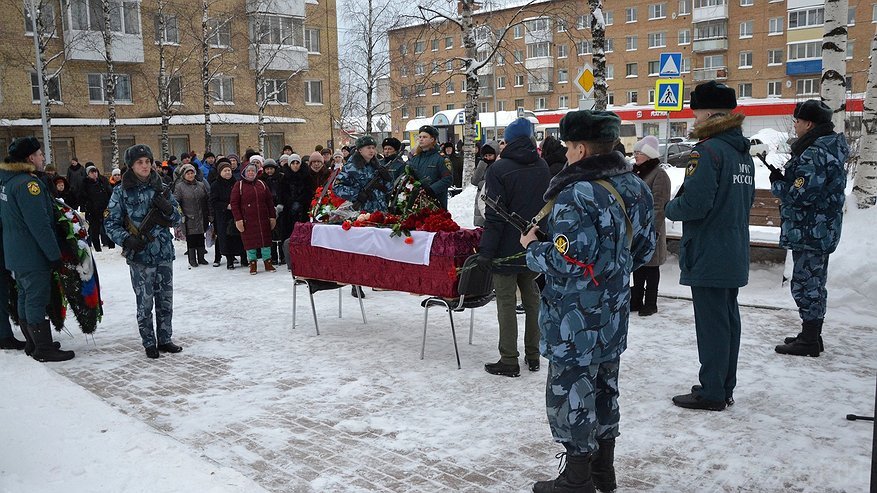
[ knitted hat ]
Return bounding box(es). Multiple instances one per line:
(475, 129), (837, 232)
(418, 125), (439, 139)
(382, 137), (402, 152)
(333, 150), (344, 159)
(167, 155), (178, 164)
(203, 151), (215, 160)
(689, 81), (737, 110)
(262, 158), (278, 169)
(504, 118), (534, 144)
(178, 163), (196, 175)
(278, 154), (290, 164)
(356, 135), (377, 148)
(226, 153), (240, 163)
(249, 155), (264, 165)
(8, 137), (41, 161)
(309, 151), (324, 163)
(124, 144), (154, 166)
(111, 168), (121, 176)
(217, 159), (233, 174)
(559, 111), (622, 142)
(794, 100), (833, 125)
(633, 136), (661, 159)
(86, 165), (98, 174)
(289, 153), (301, 163)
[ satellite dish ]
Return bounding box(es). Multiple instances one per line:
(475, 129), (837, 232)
(785, 80), (792, 88)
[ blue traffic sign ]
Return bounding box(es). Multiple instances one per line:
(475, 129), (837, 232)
(655, 79), (684, 111)
(659, 53), (682, 77)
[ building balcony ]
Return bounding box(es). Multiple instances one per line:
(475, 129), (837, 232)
(692, 67), (728, 81)
(63, 31), (144, 63)
(528, 81), (554, 93)
(479, 85), (494, 98)
(693, 4), (728, 23)
(524, 57), (554, 71)
(786, 59), (822, 76)
(247, 0), (304, 15)
(249, 45), (309, 72)
(524, 30), (553, 44)
(692, 37), (728, 53)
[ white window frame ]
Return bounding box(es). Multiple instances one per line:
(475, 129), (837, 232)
(88, 73), (132, 104)
(626, 7), (637, 23)
(767, 80), (782, 97)
(628, 90), (638, 104)
(648, 32), (666, 48)
(626, 62), (638, 78)
(769, 16), (783, 35)
(154, 14), (179, 45)
(678, 29), (690, 45)
(259, 79), (288, 104)
(678, 0), (691, 15)
(25, 2), (56, 36)
(796, 78), (818, 96)
(768, 49), (783, 65)
(559, 95), (569, 109)
(30, 71), (61, 103)
(514, 74), (525, 87)
(208, 18), (231, 48)
(304, 79), (323, 104)
(648, 3), (666, 20)
(208, 75), (234, 104)
(739, 51), (752, 68)
(626, 35), (637, 51)
(557, 44), (568, 58)
(739, 20), (753, 38)
(558, 69), (569, 83)
(304, 28), (320, 53)
(738, 82), (752, 98)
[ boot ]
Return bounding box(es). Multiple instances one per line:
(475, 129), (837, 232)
(484, 360), (521, 377)
(783, 319), (825, 351)
(591, 439), (616, 493)
(21, 325), (59, 356)
(249, 261), (258, 275)
(639, 288), (658, 316)
(533, 453), (596, 493)
(264, 259), (277, 273)
(29, 321), (74, 362)
(0, 336), (26, 350)
(629, 286), (644, 312)
(226, 257), (235, 270)
(776, 319), (822, 357)
(351, 285), (365, 298)
(197, 248), (209, 265)
(187, 249), (198, 268)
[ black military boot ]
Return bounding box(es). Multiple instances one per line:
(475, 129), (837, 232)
(591, 439), (616, 492)
(533, 453), (596, 493)
(21, 324), (59, 356)
(29, 321), (75, 362)
(187, 249), (198, 268)
(484, 360), (520, 377)
(0, 335), (26, 350)
(783, 320), (825, 352)
(776, 319), (822, 357)
(639, 289), (658, 316)
(197, 248), (209, 265)
(629, 286), (644, 312)
(226, 257), (235, 270)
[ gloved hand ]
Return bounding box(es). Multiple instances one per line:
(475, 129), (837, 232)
(475, 254), (493, 270)
(356, 190), (370, 205)
(378, 168), (392, 182)
(769, 168), (784, 184)
(152, 193), (174, 216)
(123, 235), (147, 253)
(49, 258), (64, 271)
(275, 204), (284, 215)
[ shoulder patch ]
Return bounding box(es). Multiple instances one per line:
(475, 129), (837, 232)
(685, 151), (700, 177)
(554, 234), (569, 255)
(26, 181), (41, 196)
(793, 177), (805, 189)
(444, 158), (452, 171)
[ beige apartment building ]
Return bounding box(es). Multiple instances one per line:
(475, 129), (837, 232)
(0, 0), (340, 172)
(388, 0), (874, 138)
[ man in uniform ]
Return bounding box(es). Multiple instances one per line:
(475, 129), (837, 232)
(0, 137), (74, 362)
(333, 135), (393, 213)
(105, 144), (183, 359)
(381, 137), (406, 180)
(665, 81), (755, 411)
(522, 111), (655, 493)
(772, 100), (848, 357)
(406, 125), (453, 209)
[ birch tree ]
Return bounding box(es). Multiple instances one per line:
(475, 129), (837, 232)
(821, 0), (847, 132)
(588, 0), (607, 110)
(852, 23), (877, 208)
(99, 0), (120, 168)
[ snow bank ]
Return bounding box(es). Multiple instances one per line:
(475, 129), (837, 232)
(447, 184), (478, 229)
(825, 204), (877, 324)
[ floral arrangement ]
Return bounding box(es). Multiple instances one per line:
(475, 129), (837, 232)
(398, 208), (459, 233)
(388, 167), (440, 216)
(310, 185), (356, 223)
(342, 210), (401, 230)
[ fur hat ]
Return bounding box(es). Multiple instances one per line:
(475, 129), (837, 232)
(689, 81), (737, 110)
(794, 99), (833, 125)
(356, 135), (377, 148)
(289, 153), (301, 163)
(249, 155), (264, 165)
(559, 110), (622, 142)
(418, 125), (439, 139)
(633, 135), (661, 160)
(382, 137), (402, 152)
(124, 144), (154, 167)
(503, 118), (534, 144)
(8, 137), (41, 161)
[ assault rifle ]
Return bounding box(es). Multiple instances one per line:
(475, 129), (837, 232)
(754, 151), (781, 174)
(480, 193), (547, 241)
(352, 164), (393, 210)
(124, 183), (174, 248)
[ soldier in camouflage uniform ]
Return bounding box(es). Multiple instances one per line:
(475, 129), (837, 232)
(522, 111), (656, 493)
(406, 125), (453, 209)
(333, 135), (393, 213)
(771, 100), (848, 357)
(105, 144), (183, 359)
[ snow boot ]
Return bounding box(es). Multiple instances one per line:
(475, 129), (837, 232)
(249, 262), (258, 275)
(29, 321), (74, 362)
(484, 360), (521, 377)
(187, 249), (198, 268)
(264, 259), (277, 273)
(226, 257), (235, 270)
(591, 439), (616, 492)
(638, 288), (657, 316)
(145, 346), (160, 359)
(783, 319), (825, 352)
(0, 336), (26, 350)
(629, 286), (644, 312)
(526, 358), (540, 372)
(21, 324), (59, 356)
(533, 453), (596, 493)
(691, 385), (734, 407)
(776, 319), (822, 357)
(157, 341), (183, 353)
(197, 248), (209, 265)
(672, 391), (726, 411)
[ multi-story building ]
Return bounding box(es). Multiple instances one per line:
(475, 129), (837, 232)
(388, 0), (872, 140)
(0, 0), (340, 172)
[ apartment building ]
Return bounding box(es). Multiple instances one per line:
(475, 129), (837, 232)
(387, 0), (873, 137)
(0, 0), (340, 172)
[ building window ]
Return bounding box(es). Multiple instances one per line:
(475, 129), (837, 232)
(767, 80), (782, 97)
(154, 14), (179, 44)
(703, 54), (724, 69)
(678, 29), (690, 45)
(415, 106), (425, 118)
(739, 51), (752, 68)
(399, 44), (408, 56)
(168, 76), (182, 104)
(557, 19), (567, 32)
(445, 60), (453, 72)
(400, 65), (408, 77)
(67, 0), (140, 34)
(768, 49), (783, 65)
(788, 41), (821, 61)
(643, 123), (660, 136)
(578, 40), (591, 56)
(696, 19), (727, 40)
(740, 0), (752, 5)
(607, 92), (614, 105)
(648, 60), (660, 75)
(606, 64), (614, 79)
(527, 42), (551, 58)
(678, 0), (691, 15)
(207, 76), (233, 103)
(576, 14), (592, 30)
(605, 11), (614, 24)
(648, 89), (656, 104)
(445, 37), (453, 49)
(432, 83), (440, 95)
(305, 28), (320, 53)
(558, 69), (568, 83)
(870, 4), (876, 21)
(24, 3), (56, 35)
(847, 7), (855, 26)
(513, 24), (523, 38)
(788, 8), (822, 29)
(514, 50), (524, 63)
(212, 135), (238, 156)
(416, 83), (425, 96)
(304, 80), (322, 104)
(739, 20), (753, 38)
(738, 83), (752, 98)
(251, 15), (304, 46)
(497, 100), (506, 111)
(846, 41), (854, 59)
(414, 40), (424, 53)
(626, 63), (638, 77)
(401, 107), (408, 119)
(414, 63), (424, 76)
(497, 54), (505, 66)
(514, 99), (525, 110)
(626, 36), (637, 51)
(443, 104), (452, 111)
(431, 39), (439, 51)
(626, 7), (637, 23)
(648, 3), (666, 19)
(514, 74), (524, 87)
(648, 32), (666, 48)
(88, 73), (132, 103)
(769, 16), (783, 34)
(496, 76), (505, 89)
(479, 102), (488, 113)
(169, 136), (189, 158)
(559, 95), (569, 109)
(208, 18), (231, 47)
(671, 122), (688, 137)
(446, 80), (454, 92)
(796, 78), (818, 96)
(845, 76), (853, 92)
(400, 86), (410, 98)
(628, 91), (638, 104)
(681, 57), (690, 73)
(535, 97), (547, 110)
(30, 72), (61, 103)
(606, 38), (614, 52)
(557, 44), (568, 58)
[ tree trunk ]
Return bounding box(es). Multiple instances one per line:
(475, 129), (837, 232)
(101, 0), (119, 169)
(157, 4), (170, 159)
(589, 0), (607, 111)
(821, 0), (847, 132)
(460, 0), (479, 189)
(253, 15), (266, 153)
(364, 0), (374, 135)
(34, 3), (54, 162)
(201, 0), (212, 153)
(852, 23), (877, 208)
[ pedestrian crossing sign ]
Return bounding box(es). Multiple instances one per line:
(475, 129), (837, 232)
(655, 79), (684, 111)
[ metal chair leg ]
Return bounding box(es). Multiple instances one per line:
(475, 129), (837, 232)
(420, 305), (431, 360)
(308, 284), (320, 336)
(292, 279), (298, 329)
(468, 309), (475, 345)
(355, 286), (367, 324)
(447, 308), (461, 369)
(338, 288), (342, 318)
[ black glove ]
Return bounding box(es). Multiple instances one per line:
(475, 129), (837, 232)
(475, 254), (493, 270)
(378, 168), (392, 182)
(769, 168), (784, 184)
(123, 235), (147, 253)
(50, 258), (63, 271)
(152, 193), (174, 216)
(356, 190), (370, 205)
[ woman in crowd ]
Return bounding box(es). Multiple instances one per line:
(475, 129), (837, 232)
(210, 159), (245, 269)
(307, 151), (331, 201)
(82, 165), (115, 251)
(174, 163), (212, 268)
(261, 159), (289, 264)
(230, 162), (277, 274)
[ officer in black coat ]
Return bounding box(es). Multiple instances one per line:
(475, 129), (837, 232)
(83, 165), (116, 251)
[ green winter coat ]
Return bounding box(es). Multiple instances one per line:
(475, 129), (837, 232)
(0, 161), (61, 272)
(665, 113), (755, 288)
(406, 145), (453, 209)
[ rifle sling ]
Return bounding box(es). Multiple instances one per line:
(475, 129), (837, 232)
(535, 180), (633, 248)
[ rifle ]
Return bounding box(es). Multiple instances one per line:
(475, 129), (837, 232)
(480, 193), (547, 241)
(313, 167), (342, 208)
(123, 182), (174, 252)
(352, 163), (393, 210)
(754, 151), (781, 173)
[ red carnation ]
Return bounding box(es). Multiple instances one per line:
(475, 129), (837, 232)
(404, 237), (414, 244)
(342, 221), (352, 231)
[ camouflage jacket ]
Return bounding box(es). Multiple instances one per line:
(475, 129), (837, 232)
(407, 145), (453, 209)
(772, 129), (848, 254)
(525, 151), (656, 367)
(333, 153), (392, 212)
(106, 169), (182, 266)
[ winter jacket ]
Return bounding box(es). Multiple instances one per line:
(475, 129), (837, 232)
(382, 153), (406, 182)
(209, 176), (244, 256)
(444, 150), (464, 188)
(771, 127), (848, 254)
(82, 174), (114, 218)
(479, 136), (551, 273)
(285, 166), (313, 224)
(230, 177), (276, 250)
(407, 145), (453, 209)
(105, 170), (183, 266)
(0, 161), (61, 272)
(173, 178), (212, 236)
(50, 176), (74, 204)
(525, 151), (656, 367)
(541, 137), (568, 177)
(634, 158), (671, 267)
(333, 153), (392, 212)
(471, 140), (499, 227)
(307, 167), (331, 201)
(665, 113), (755, 288)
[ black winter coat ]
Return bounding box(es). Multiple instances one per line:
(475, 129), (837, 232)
(541, 137), (568, 176)
(209, 176), (244, 256)
(82, 175), (114, 217)
(479, 135), (551, 273)
(285, 166), (313, 224)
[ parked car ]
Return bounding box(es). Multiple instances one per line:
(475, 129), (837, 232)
(749, 138), (768, 157)
(658, 143), (694, 167)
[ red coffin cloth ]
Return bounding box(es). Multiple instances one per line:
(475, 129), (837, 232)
(288, 222), (482, 298)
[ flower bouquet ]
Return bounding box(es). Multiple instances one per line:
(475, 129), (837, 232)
(392, 208), (460, 237)
(388, 166), (441, 216)
(309, 185), (358, 223)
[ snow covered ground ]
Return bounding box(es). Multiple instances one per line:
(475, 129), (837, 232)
(1, 188), (875, 493)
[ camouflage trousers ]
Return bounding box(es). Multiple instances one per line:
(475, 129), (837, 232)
(791, 250), (830, 322)
(129, 262), (174, 348)
(545, 357), (621, 456)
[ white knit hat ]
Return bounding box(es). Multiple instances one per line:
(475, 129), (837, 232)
(633, 135), (661, 160)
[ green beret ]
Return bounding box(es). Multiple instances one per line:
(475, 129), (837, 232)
(558, 110), (621, 142)
(355, 135), (377, 148)
(418, 125), (439, 139)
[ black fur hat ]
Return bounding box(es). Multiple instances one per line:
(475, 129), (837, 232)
(689, 81), (737, 110)
(8, 137), (41, 161)
(382, 137), (402, 151)
(124, 144), (154, 167)
(418, 125), (439, 139)
(794, 99), (833, 125)
(558, 110), (621, 142)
